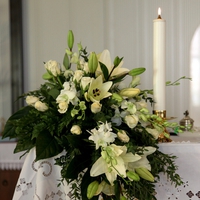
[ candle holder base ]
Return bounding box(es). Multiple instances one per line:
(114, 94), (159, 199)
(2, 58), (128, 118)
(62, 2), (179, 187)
(153, 110), (166, 119)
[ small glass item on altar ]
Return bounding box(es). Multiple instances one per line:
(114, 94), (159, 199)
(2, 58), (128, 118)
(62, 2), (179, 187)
(179, 110), (194, 131)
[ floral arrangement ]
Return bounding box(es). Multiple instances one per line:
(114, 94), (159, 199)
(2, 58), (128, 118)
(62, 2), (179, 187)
(3, 30), (183, 200)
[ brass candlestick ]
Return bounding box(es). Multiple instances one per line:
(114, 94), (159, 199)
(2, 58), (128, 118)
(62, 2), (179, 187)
(153, 110), (171, 143)
(153, 110), (166, 119)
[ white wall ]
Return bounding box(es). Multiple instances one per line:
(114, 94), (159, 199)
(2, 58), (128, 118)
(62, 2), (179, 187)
(22, 0), (200, 126)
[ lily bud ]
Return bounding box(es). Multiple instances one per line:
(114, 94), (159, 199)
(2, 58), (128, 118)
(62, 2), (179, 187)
(87, 181), (99, 199)
(63, 52), (70, 70)
(126, 171), (140, 181)
(130, 76), (140, 87)
(135, 167), (154, 182)
(88, 52), (98, 74)
(120, 196), (127, 200)
(112, 93), (123, 103)
(119, 88), (140, 98)
(113, 56), (123, 67)
(68, 30), (74, 50)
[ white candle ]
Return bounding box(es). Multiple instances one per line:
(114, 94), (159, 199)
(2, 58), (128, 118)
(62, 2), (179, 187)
(153, 8), (166, 111)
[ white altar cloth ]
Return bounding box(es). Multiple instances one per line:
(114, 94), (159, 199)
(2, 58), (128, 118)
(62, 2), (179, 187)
(155, 142), (200, 200)
(12, 141), (200, 200)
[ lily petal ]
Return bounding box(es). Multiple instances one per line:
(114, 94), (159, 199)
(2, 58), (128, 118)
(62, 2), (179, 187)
(90, 157), (108, 177)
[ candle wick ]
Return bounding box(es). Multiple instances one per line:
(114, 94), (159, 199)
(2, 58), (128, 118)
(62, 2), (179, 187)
(157, 15), (162, 19)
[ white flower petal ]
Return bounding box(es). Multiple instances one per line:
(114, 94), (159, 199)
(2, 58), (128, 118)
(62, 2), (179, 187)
(90, 157), (108, 177)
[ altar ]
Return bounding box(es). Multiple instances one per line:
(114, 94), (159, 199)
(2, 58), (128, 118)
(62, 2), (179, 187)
(4, 132), (200, 200)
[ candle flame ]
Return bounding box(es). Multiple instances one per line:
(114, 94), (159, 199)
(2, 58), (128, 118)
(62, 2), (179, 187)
(157, 7), (162, 19)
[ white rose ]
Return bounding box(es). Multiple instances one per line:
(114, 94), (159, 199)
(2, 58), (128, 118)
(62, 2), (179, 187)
(26, 96), (39, 106)
(81, 77), (92, 91)
(91, 102), (102, 113)
(64, 70), (73, 78)
(45, 60), (60, 77)
(80, 60), (89, 73)
(73, 70), (84, 82)
(146, 128), (160, 139)
(70, 125), (82, 135)
(35, 101), (48, 112)
(124, 115), (139, 129)
(117, 130), (130, 143)
(58, 101), (68, 114)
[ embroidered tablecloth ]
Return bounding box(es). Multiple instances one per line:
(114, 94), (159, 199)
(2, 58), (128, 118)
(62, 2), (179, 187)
(11, 141), (200, 200)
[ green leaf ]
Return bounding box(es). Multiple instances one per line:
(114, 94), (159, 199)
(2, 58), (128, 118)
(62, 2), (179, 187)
(9, 106), (33, 120)
(129, 68), (146, 76)
(66, 135), (83, 148)
(35, 130), (63, 161)
(110, 73), (127, 84)
(32, 123), (46, 139)
(14, 139), (35, 153)
(42, 72), (53, 80)
(65, 154), (91, 179)
(113, 56), (123, 68)
(81, 169), (98, 200)
(48, 88), (60, 99)
(114, 181), (120, 200)
(99, 62), (109, 80)
(2, 121), (16, 139)
(2, 106), (34, 139)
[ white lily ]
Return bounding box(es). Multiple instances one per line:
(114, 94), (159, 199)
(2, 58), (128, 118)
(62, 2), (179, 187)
(88, 122), (117, 150)
(97, 49), (129, 80)
(128, 146), (156, 171)
(90, 144), (141, 185)
(86, 75), (112, 102)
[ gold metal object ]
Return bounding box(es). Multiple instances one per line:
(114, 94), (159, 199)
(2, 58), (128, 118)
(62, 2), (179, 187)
(152, 110), (172, 143)
(153, 110), (166, 119)
(158, 128), (172, 143)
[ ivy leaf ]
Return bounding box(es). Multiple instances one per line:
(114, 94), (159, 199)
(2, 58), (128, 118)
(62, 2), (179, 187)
(35, 130), (63, 161)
